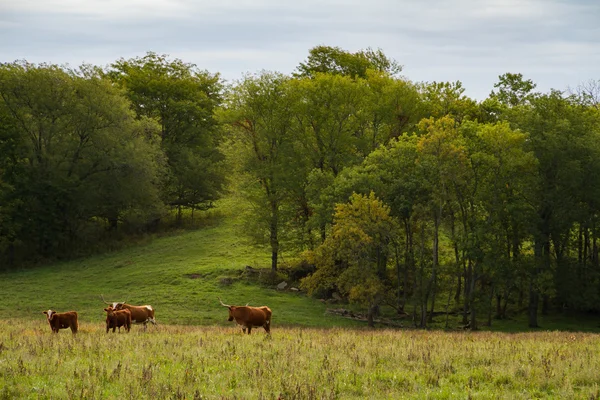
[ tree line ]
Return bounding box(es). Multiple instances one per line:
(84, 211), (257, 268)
(1, 46), (599, 329)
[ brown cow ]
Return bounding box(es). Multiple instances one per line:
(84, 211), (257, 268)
(104, 307), (132, 333)
(219, 298), (271, 335)
(102, 295), (156, 330)
(42, 310), (78, 334)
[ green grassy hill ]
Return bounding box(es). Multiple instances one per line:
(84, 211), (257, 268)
(0, 199), (359, 328)
(2, 198), (599, 333)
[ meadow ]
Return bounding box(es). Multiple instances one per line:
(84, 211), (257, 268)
(1, 320), (599, 399)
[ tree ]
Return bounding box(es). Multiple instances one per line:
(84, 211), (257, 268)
(107, 52), (225, 222)
(490, 73), (537, 107)
(511, 90), (600, 326)
(222, 72), (301, 271)
(420, 80), (479, 123)
(461, 120), (537, 326)
(302, 192), (397, 326)
(415, 116), (469, 327)
(351, 134), (424, 315)
(295, 45), (402, 79)
(0, 61), (164, 264)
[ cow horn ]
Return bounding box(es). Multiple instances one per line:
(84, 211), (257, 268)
(218, 297), (230, 307)
(100, 294), (111, 305)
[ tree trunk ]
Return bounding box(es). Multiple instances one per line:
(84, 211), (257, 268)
(462, 259), (472, 325)
(270, 200), (279, 272)
(496, 294), (502, 319)
(419, 223), (427, 328)
(528, 283), (539, 328)
(444, 278), (454, 329)
(486, 284), (494, 327)
(404, 220), (413, 313)
(367, 303), (378, 328)
(394, 241), (404, 313)
(428, 208), (440, 323)
(468, 266), (477, 330)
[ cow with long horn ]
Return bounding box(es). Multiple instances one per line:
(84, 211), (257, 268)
(219, 297), (271, 335)
(101, 294), (156, 330)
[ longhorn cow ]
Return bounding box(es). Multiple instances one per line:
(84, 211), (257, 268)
(219, 298), (271, 335)
(101, 295), (156, 330)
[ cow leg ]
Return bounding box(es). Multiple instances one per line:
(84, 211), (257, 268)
(247, 326), (252, 335)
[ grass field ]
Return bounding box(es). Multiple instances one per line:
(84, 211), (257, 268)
(1, 320), (599, 399)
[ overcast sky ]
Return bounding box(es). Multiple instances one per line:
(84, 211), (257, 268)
(1, 0), (598, 100)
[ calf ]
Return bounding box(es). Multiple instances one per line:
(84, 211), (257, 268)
(102, 295), (156, 330)
(219, 298), (271, 335)
(104, 307), (132, 333)
(42, 310), (78, 334)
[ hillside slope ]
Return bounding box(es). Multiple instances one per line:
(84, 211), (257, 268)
(0, 201), (358, 328)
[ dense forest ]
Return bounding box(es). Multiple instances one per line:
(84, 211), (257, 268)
(1, 47), (599, 330)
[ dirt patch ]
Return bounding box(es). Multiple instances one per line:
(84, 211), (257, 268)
(184, 273), (207, 279)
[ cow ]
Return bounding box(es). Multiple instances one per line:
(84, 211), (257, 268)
(104, 307), (132, 333)
(42, 310), (78, 334)
(101, 295), (156, 330)
(219, 298), (271, 335)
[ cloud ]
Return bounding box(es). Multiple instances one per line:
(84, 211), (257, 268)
(0, 0), (598, 99)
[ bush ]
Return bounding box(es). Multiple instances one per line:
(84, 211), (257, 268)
(284, 260), (316, 282)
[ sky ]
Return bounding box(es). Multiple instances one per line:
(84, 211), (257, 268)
(1, 0), (598, 100)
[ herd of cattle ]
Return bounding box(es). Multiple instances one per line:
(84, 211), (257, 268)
(42, 296), (272, 335)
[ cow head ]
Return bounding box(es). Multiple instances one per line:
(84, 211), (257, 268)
(219, 298), (235, 321)
(103, 307), (115, 316)
(101, 294), (128, 310)
(43, 310), (55, 321)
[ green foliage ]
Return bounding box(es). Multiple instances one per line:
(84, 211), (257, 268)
(221, 72), (302, 270)
(302, 192), (397, 309)
(0, 61), (165, 264)
(420, 80), (479, 122)
(491, 72), (537, 106)
(108, 52), (226, 218)
(295, 45), (402, 79)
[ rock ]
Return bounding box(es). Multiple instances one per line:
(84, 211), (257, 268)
(290, 287), (299, 291)
(220, 277), (233, 286)
(276, 281), (288, 290)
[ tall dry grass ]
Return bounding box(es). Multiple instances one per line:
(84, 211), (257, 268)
(1, 320), (599, 399)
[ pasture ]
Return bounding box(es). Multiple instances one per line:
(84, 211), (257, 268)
(1, 320), (599, 399)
